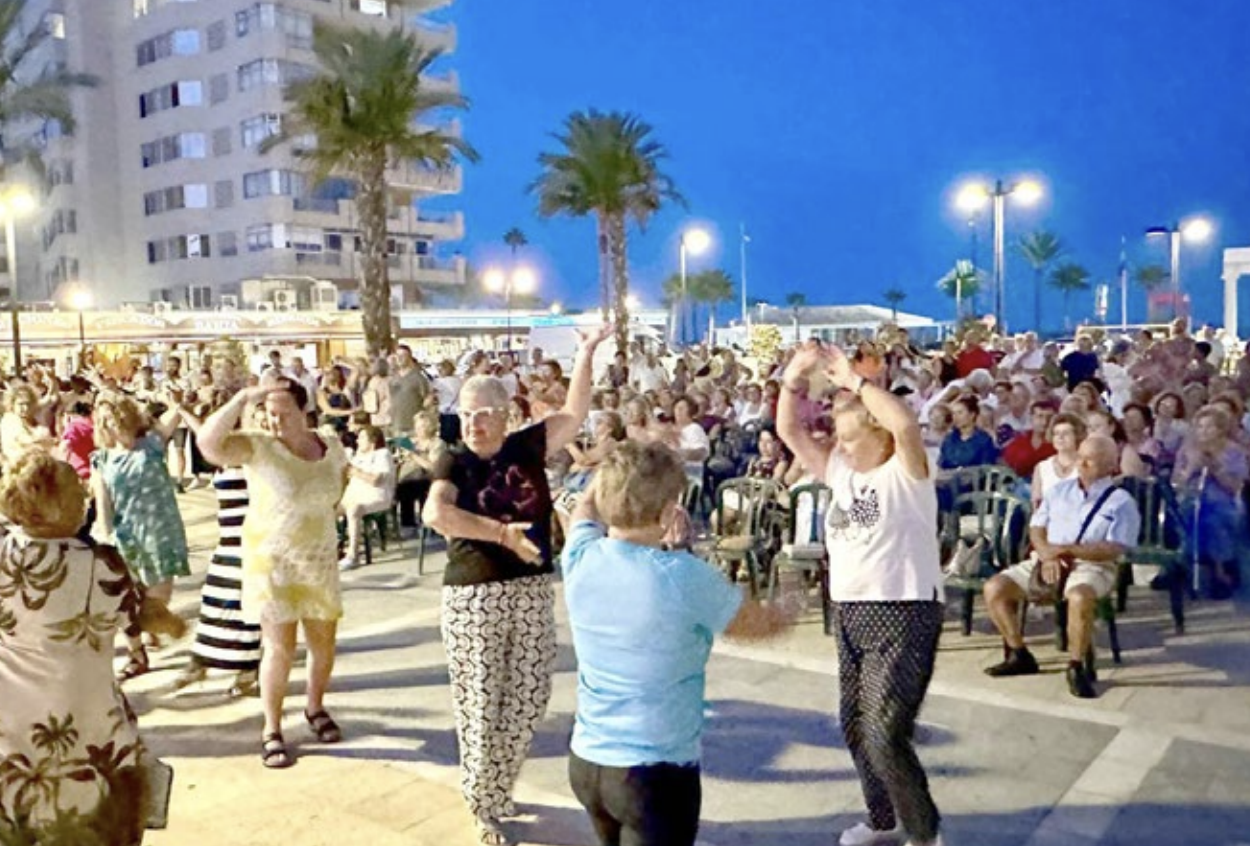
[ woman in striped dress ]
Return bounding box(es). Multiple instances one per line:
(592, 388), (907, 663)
(172, 413), (263, 696)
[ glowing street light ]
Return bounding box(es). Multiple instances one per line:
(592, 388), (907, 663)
(1146, 215), (1214, 321)
(484, 264), (538, 350)
(953, 177), (1043, 332)
(678, 227), (711, 345)
(0, 187), (36, 374)
(64, 285), (93, 367)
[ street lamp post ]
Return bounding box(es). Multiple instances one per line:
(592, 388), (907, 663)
(1, 189), (36, 375)
(678, 227), (711, 346)
(68, 288), (92, 369)
(956, 177), (1042, 333)
(1146, 217), (1213, 322)
(483, 266), (537, 351)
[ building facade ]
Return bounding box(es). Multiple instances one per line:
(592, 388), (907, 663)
(7, 0), (465, 309)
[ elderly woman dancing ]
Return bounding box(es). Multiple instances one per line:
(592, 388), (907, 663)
(778, 342), (946, 846)
(425, 326), (610, 846)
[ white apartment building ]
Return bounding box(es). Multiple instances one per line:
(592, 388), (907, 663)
(7, 0), (465, 310)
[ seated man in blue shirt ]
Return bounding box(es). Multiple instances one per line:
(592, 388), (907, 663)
(981, 434), (1140, 698)
(562, 441), (793, 846)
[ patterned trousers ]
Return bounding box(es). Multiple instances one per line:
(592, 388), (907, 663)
(441, 574), (557, 820)
(833, 601), (943, 843)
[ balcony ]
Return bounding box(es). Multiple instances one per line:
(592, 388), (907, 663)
(388, 162), (462, 196)
(409, 210), (465, 240)
(293, 197), (341, 215)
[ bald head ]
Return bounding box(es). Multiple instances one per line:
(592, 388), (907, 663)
(1077, 434), (1119, 485)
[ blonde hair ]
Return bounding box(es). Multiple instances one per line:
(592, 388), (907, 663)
(594, 441), (686, 530)
(93, 394), (150, 448)
(0, 452), (87, 537)
(5, 384), (38, 415)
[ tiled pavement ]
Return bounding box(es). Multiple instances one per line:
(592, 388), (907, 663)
(136, 489), (1250, 845)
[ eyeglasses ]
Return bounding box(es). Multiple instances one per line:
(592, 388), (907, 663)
(458, 407), (504, 426)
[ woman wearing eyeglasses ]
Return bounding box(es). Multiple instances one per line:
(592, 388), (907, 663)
(425, 326), (611, 846)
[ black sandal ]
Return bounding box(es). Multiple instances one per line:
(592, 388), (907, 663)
(304, 709), (342, 744)
(261, 732), (293, 769)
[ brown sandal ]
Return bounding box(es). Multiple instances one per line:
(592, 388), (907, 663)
(304, 709), (342, 744)
(261, 732), (294, 769)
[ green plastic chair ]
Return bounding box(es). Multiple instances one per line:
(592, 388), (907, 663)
(1117, 475), (1187, 633)
(942, 491), (1032, 636)
(711, 477), (782, 599)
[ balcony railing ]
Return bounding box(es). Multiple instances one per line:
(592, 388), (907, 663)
(294, 197), (340, 214)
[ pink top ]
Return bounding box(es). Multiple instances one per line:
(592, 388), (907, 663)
(62, 416), (96, 480)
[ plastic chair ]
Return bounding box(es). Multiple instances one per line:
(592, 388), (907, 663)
(711, 477), (782, 599)
(942, 491), (1031, 636)
(767, 482), (831, 628)
(1118, 475), (1187, 633)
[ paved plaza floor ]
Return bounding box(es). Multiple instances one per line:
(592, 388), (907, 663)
(134, 490), (1250, 845)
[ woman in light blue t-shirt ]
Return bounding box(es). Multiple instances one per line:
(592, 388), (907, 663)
(562, 441), (792, 846)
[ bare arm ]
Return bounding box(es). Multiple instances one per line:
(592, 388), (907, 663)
(197, 388), (263, 467)
(149, 405), (184, 445)
(723, 595), (795, 642)
(825, 346), (928, 480)
(423, 479), (540, 562)
(775, 344), (832, 479)
(545, 325), (612, 454)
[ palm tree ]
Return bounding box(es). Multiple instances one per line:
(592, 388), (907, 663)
(786, 291), (807, 344)
(936, 260), (983, 317)
(503, 227), (527, 258)
(691, 269), (734, 341)
(1048, 262), (1092, 330)
(0, 2), (97, 158)
(882, 287), (907, 323)
(265, 22), (478, 357)
(532, 109), (682, 353)
(1016, 230), (1064, 332)
(1134, 263), (1169, 292)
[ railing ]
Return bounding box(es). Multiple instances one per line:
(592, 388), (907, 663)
(294, 197), (340, 214)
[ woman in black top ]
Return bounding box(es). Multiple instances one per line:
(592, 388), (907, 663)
(425, 326), (610, 846)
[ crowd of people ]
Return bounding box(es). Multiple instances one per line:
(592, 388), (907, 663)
(0, 314), (1245, 846)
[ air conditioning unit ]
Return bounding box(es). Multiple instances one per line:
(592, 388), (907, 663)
(256, 302), (275, 312)
(220, 294), (239, 310)
(311, 282), (338, 311)
(273, 289), (297, 311)
(152, 301), (173, 315)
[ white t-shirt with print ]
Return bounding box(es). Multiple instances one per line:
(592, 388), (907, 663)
(824, 452), (943, 603)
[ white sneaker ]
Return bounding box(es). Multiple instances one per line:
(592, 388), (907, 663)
(840, 822), (902, 846)
(338, 556), (361, 572)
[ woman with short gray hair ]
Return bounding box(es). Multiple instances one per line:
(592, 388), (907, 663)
(425, 327), (610, 846)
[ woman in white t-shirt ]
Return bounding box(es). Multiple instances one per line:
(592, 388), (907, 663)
(777, 342), (945, 846)
(338, 425), (395, 571)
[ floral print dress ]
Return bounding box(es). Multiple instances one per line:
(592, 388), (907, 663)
(92, 432), (190, 587)
(0, 529), (146, 844)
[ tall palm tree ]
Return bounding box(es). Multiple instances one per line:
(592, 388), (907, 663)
(1048, 262), (1092, 330)
(0, 2), (97, 157)
(786, 291), (807, 344)
(531, 109), (682, 353)
(691, 269), (734, 341)
(503, 227), (527, 258)
(882, 287), (907, 323)
(1016, 230), (1064, 332)
(265, 22), (478, 356)
(1134, 263), (1169, 292)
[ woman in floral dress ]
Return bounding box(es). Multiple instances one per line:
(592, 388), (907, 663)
(0, 453), (146, 845)
(91, 394), (190, 680)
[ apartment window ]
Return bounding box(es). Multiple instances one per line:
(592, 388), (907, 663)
(212, 127), (232, 156)
(352, 0), (388, 17)
(143, 184), (208, 215)
(209, 73), (229, 104)
(243, 169), (303, 198)
(291, 226), (323, 252)
(246, 223), (276, 251)
(207, 21), (226, 51)
(218, 231), (238, 257)
(140, 132), (205, 167)
(237, 58), (312, 91)
(215, 180), (234, 208)
(236, 4), (313, 49)
(139, 81), (201, 117)
(135, 0), (200, 18)
(241, 113), (281, 148)
(45, 13), (66, 39)
(137, 29), (201, 67)
(148, 233), (211, 263)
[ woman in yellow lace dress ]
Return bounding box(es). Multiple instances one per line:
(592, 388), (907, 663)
(198, 380), (347, 770)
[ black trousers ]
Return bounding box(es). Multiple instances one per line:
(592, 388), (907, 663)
(568, 752), (701, 846)
(833, 600), (943, 843)
(395, 478), (431, 527)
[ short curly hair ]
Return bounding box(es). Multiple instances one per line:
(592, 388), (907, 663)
(93, 394), (150, 448)
(0, 452), (87, 537)
(594, 441), (686, 530)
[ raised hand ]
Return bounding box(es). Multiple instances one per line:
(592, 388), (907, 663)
(577, 324), (614, 348)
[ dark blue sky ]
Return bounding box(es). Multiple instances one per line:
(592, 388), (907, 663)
(438, 0), (1250, 331)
